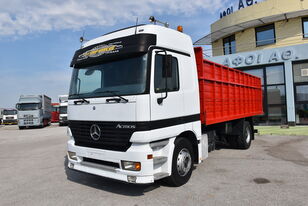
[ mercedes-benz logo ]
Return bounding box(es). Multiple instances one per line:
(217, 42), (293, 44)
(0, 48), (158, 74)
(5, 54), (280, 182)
(90, 124), (101, 141)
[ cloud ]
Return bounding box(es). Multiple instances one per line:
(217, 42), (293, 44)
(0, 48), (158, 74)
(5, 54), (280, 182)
(0, 0), (227, 36)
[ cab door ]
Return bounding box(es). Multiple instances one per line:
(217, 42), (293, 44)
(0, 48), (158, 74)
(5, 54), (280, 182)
(150, 50), (184, 124)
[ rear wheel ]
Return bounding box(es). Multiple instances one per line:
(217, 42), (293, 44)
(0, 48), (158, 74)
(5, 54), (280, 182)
(230, 121), (252, 149)
(19, 126), (25, 130)
(165, 138), (194, 187)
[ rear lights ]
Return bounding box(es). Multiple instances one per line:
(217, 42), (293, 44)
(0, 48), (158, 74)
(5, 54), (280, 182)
(121, 161), (141, 171)
(67, 151), (77, 161)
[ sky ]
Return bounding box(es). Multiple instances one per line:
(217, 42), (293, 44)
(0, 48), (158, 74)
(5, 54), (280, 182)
(0, 0), (261, 108)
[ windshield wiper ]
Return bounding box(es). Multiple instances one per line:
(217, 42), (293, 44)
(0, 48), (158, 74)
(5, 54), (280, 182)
(97, 90), (129, 103)
(73, 97), (90, 105)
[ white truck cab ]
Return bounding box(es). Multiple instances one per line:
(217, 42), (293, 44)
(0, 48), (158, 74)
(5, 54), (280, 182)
(2, 109), (18, 125)
(59, 95), (68, 126)
(67, 24), (207, 186)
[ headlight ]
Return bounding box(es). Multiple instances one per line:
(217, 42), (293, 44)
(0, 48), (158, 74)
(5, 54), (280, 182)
(121, 161), (141, 171)
(67, 151), (77, 161)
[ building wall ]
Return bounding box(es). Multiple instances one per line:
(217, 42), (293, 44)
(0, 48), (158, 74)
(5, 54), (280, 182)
(211, 0), (308, 56)
(211, 0), (308, 34)
(213, 16), (308, 56)
(208, 43), (308, 125)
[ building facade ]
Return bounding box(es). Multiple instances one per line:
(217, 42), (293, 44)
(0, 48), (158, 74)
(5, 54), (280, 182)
(196, 0), (308, 125)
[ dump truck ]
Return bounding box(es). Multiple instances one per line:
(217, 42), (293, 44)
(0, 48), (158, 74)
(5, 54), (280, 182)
(51, 103), (60, 123)
(59, 95), (68, 126)
(16, 95), (52, 129)
(66, 21), (263, 186)
(2, 109), (18, 125)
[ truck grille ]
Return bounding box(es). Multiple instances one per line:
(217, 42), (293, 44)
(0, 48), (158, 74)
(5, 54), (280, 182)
(69, 121), (146, 152)
(24, 115), (34, 125)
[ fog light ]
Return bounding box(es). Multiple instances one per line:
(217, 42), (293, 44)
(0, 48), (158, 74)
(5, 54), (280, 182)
(67, 151), (77, 161)
(127, 176), (137, 183)
(68, 162), (74, 168)
(121, 161), (141, 171)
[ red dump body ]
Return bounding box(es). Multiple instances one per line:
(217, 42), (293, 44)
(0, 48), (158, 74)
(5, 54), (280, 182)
(51, 103), (60, 123)
(194, 47), (263, 126)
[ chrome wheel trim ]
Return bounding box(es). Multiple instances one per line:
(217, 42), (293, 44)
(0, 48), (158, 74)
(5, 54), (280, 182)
(245, 127), (251, 144)
(177, 148), (192, 177)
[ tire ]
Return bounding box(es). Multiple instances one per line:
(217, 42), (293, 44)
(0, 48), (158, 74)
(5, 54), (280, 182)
(230, 121), (252, 149)
(19, 126), (25, 130)
(207, 131), (216, 153)
(165, 138), (194, 187)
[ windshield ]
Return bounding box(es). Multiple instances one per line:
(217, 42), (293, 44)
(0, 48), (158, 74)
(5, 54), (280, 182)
(18, 103), (40, 111)
(59, 106), (67, 114)
(52, 107), (59, 112)
(3, 110), (17, 115)
(69, 54), (148, 98)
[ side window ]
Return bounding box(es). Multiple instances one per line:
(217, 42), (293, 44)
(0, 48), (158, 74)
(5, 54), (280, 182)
(154, 55), (179, 93)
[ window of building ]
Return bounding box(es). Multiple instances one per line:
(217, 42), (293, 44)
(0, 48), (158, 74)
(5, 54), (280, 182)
(302, 17), (308, 38)
(223, 35), (236, 55)
(255, 24), (276, 47)
(293, 62), (308, 124)
(242, 64), (286, 125)
(154, 55), (179, 93)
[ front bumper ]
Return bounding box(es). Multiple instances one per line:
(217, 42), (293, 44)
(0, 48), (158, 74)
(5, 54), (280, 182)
(3, 119), (18, 125)
(67, 139), (155, 184)
(18, 118), (41, 127)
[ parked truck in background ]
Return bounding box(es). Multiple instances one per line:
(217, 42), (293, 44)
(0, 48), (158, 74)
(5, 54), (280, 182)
(16, 95), (52, 129)
(2, 109), (18, 125)
(66, 21), (263, 186)
(0, 108), (3, 124)
(59, 95), (68, 126)
(51, 103), (60, 123)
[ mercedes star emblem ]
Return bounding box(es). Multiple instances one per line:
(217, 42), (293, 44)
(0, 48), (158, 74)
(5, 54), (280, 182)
(90, 124), (101, 141)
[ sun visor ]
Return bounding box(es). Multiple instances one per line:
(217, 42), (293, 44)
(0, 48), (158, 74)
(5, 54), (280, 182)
(70, 34), (156, 68)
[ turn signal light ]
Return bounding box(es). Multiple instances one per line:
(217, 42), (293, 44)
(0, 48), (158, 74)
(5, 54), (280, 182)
(121, 161), (141, 171)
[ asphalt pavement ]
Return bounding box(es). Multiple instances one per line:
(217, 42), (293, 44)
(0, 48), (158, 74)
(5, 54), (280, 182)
(0, 124), (307, 206)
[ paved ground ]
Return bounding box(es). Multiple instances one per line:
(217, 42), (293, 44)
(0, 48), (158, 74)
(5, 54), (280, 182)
(0, 124), (307, 206)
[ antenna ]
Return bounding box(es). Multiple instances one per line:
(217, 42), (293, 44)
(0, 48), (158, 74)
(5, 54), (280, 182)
(79, 30), (88, 48)
(135, 17), (139, 35)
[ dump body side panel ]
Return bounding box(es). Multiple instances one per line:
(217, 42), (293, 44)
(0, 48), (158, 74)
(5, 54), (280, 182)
(194, 47), (263, 125)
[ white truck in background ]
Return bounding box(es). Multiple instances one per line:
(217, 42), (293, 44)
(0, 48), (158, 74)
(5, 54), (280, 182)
(0, 108), (3, 124)
(2, 109), (18, 125)
(16, 95), (52, 129)
(59, 95), (68, 126)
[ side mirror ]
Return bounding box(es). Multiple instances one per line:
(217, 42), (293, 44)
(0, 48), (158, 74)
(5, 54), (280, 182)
(15, 104), (19, 110)
(162, 55), (172, 78)
(157, 54), (172, 105)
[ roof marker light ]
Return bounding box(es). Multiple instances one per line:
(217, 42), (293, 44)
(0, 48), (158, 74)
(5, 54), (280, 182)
(177, 26), (183, 32)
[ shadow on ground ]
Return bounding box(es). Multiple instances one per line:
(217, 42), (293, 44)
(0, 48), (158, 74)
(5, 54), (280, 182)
(64, 156), (165, 196)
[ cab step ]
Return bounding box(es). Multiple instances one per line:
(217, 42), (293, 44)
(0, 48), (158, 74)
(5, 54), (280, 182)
(154, 172), (169, 180)
(153, 156), (168, 165)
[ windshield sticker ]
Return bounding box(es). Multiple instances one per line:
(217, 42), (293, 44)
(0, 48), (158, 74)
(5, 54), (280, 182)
(77, 42), (123, 61)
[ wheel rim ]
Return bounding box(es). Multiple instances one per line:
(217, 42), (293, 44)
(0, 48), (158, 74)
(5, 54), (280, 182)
(177, 148), (192, 177)
(245, 127), (251, 144)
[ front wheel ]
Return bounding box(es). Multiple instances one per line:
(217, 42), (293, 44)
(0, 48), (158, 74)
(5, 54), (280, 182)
(165, 138), (194, 187)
